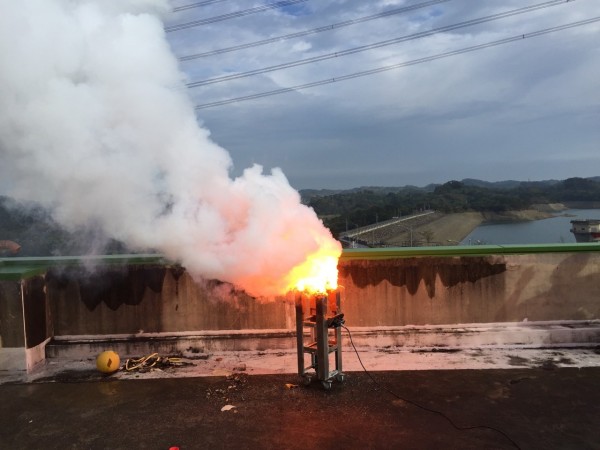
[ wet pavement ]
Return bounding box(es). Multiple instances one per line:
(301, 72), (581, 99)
(1, 366), (599, 449)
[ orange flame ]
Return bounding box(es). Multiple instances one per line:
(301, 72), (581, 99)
(285, 240), (341, 294)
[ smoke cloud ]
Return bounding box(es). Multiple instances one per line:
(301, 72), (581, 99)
(0, 0), (341, 296)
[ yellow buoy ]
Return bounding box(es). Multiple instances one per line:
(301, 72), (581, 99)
(96, 350), (120, 374)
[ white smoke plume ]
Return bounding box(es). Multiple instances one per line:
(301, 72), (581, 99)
(0, 0), (341, 296)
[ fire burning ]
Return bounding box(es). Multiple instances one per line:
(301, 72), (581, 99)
(285, 239), (341, 294)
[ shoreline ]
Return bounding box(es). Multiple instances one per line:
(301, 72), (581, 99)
(408, 207), (569, 245)
(349, 204), (599, 246)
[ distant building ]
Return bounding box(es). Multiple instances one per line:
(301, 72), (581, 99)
(570, 220), (600, 242)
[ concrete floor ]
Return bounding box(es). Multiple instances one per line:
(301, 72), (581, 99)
(1, 367), (599, 449)
(7, 344), (600, 384)
(2, 348), (600, 450)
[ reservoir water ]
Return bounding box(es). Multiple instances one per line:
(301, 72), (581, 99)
(460, 209), (600, 245)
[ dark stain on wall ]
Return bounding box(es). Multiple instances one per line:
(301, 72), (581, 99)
(22, 276), (48, 348)
(0, 281), (26, 347)
(169, 265), (186, 296)
(339, 257), (506, 298)
(46, 266), (166, 311)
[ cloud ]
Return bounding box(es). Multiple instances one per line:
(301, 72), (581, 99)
(169, 0), (600, 188)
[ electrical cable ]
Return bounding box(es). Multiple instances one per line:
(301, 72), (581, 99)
(341, 325), (522, 450)
(124, 353), (183, 371)
(166, 0), (308, 32)
(173, 0), (230, 13)
(187, 0), (572, 88)
(194, 16), (600, 109)
(178, 0), (451, 61)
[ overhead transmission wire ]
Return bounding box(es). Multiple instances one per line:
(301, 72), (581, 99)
(179, 0), (452, 61)
(195, 16), (600, 109)
(166, 0), (308, 32)
(172, 0), (230, 12)
(187, 0), (572, 88)
(342, 326), (522, 449)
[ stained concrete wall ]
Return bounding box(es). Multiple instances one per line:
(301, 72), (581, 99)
(40, 252), (600, 337)
(0, 280), (25, 348)
(339, 253), (600, 326)
(47, 266), (295, 336)
(1, 277), (51, 372)
(22, 276), (51, 349)
(2, 251), (599, 370)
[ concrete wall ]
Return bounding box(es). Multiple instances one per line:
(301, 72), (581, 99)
(340, 253), (600, 326)
(1, 277), (52, 371)
(0, 280), (24, 348)
(47, 266), (295, 336)
(2, 249), (600, 370)
(41, 252), (600, 338)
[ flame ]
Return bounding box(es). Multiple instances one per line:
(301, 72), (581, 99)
(285, 241), (341, 294)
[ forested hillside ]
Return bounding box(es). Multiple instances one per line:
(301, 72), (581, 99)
(0, 196), (128, 257)
(2, 177), (599, 255)
(305, 177), (600, 236)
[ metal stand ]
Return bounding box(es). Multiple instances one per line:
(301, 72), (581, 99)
(295, 290), (345, 389)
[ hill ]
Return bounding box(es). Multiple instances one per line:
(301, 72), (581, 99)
(306, 176), (600, 236)
(2, 176), (599, 255)
(300, 184), (431, 203)
(0, 196), (128, 257)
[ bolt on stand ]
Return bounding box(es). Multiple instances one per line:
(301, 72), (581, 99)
(295, 288), (345, 389)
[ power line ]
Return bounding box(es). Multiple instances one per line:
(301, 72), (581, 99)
(194, 16), (600, 109)
(178, 0), (451, 62)
(172, 0), (230, 13)
(187, 0), (572, 88)
(166, 0), (308, 32)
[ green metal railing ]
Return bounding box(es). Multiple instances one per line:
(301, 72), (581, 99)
(0, 254), (168, 281)
(1, 243), (599, 280)
(340, 243), (600, 261)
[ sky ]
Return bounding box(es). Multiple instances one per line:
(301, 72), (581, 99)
(166, 0), (600, 190)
